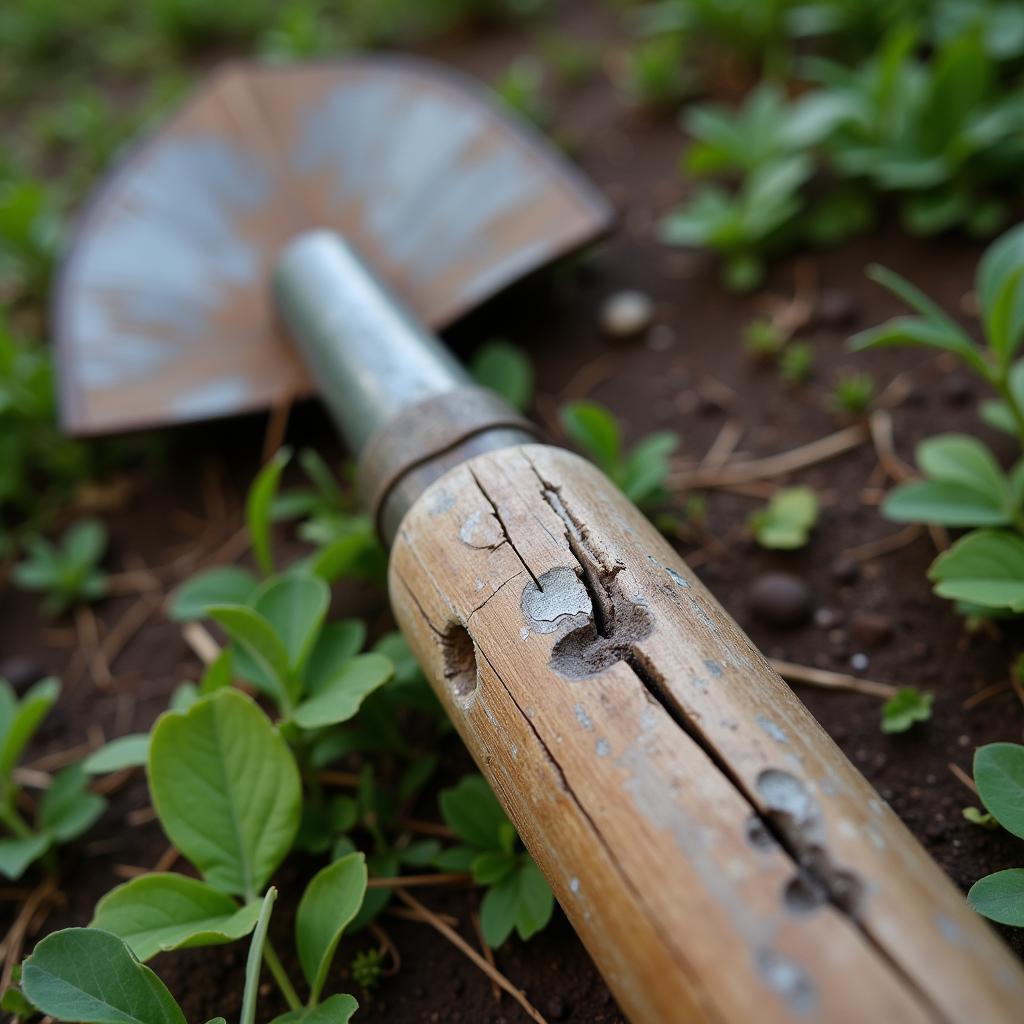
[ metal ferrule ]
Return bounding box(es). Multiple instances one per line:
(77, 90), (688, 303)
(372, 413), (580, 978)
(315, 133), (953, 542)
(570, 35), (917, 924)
(274, 230), (538, 543)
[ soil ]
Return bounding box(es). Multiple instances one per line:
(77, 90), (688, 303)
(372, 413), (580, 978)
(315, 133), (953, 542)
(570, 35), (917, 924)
(5, 2), (1024, 1021)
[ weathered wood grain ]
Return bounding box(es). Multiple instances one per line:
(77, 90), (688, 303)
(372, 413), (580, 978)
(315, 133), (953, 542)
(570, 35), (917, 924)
(389, 444), (1024, 1023)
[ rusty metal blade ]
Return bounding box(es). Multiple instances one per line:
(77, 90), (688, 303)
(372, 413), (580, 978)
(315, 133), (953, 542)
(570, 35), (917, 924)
(54, 56), (613, 436)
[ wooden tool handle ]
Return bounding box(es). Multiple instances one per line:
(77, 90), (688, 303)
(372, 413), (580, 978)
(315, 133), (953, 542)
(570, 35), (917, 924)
(389, 444), (1024, 1023)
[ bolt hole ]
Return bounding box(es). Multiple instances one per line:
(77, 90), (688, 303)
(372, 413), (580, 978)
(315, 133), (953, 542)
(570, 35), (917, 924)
(442, 623), (478, 704)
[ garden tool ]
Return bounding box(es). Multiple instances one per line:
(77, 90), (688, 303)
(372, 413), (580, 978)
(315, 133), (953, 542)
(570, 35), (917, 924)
(54, 57), (1024, 1023)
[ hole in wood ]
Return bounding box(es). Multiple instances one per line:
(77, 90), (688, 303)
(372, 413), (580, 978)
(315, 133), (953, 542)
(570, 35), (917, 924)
(442, 622), (478, 705)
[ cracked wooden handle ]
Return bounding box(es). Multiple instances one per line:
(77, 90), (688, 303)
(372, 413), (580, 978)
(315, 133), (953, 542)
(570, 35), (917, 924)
(389, 444), (1023, 1024)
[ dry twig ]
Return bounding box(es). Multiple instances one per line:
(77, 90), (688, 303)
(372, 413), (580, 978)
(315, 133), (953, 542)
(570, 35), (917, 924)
(771, 659), (897, 699)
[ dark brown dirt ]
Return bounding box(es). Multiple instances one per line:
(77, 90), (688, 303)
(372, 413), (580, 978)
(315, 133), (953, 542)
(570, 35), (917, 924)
(5, 2), (1024, 1021)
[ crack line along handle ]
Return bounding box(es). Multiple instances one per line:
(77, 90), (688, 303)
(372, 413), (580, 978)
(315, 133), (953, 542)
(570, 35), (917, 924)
(275, 231), (1024, 1024)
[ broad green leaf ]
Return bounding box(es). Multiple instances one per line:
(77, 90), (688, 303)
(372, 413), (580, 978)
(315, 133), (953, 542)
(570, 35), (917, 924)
(0, 834), (51, 879)
(207, 604), (291, 707)
(750, 486), (818, 549)
(83, 734), (150, 775)
(560, 401), (622, 475)
(881, 688), (933, 734)
(304, 621), (367, 685)
(622, 432), (679, 505)
(435, 846), (476, 872)
(248, 448), (291, 576)
(882, 481), (1009, 527)
(296, 852), (367, 999)
(513, 861), (554, 940)
(968, 869), (1024, 926)
(241, 889), (276, 1024)
(148, 690), (301, 898)
(930, 530), (1024, 610)
(471, 340), (534, 411)
(308, 528), (378, 584)
(916, 435), (1008, 504)
(63, 520), (107, 569)
(200, 647), (234, 694)
(269, 994), (359, 1024)
(92, 874), (261, 962)
(481, 870), (519, 947)
(251, 574), (329, 680)
(169, 684), (199, 713)
(866, 265), (970, 337)
(981, 399), (1018, 436)
(974, 742), (1024, 838)
(168, 567), (259, 622)
(347, 851), (399, 933)
(471, 850), (517, 885)
(22, 928), (186, 1024)
(439, 775), (509, 851)
(293, 653), (393, 729)
(849, 316), (986, 375)
(979, 223), (1024, 365)
(39, 766), (105, 842)
(0, 677), (60, 777)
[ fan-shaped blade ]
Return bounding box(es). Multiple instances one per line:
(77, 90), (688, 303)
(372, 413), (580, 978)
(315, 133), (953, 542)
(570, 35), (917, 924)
(55, 56), (613, 435)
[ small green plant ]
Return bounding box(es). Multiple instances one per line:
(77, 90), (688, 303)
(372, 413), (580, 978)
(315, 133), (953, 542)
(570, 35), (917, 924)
(618, 33), (693, 110)
(560, 400), (679, 509)
(880, 687), (933, 733)
(743, 317), (788, 359)
(493, 57), (550, 127)
(778, 340), (814, 384)
(749, 486), (819, 549)
(0, 677), (105, 881)
(829, 370), (876, 416)
(471, 338), (535, 412)
(435, 775), (553, 947)
(351, 947), (385, 991)
(13, 519), (108, 616)
(853, 224), (1024, 617)
(0, 170), (62, 304)
(967, 742), (1024, 926)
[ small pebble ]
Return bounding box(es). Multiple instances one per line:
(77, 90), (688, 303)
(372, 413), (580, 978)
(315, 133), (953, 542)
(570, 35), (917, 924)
(815, 288), (860, 328)
(0, 655), (47, 694)
(814, 607), (841, 629)
(748, 573), (813, 628)
(850, 611), (893, 649)
(850, 652), (869, 671)
(600, 290), (654, 338)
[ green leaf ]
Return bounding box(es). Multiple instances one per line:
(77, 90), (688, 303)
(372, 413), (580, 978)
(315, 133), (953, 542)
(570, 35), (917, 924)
(866, 265), (970, 337)
(880, 688), (933, 734)
(308, 526), (379, 584)
(974, 742), (1024, 838)
(439, 775), (509, 851)
(0, 834), (51, 880)
(63, 520), (107, 572)
(250, 573), (330, 678)
(293, 653), (393, 729)
(200, 647), (234, 694)
(750, 486), (819, 549)
(471, 340), (534, 412)
(168, 567), (259, 622)
(471, 851), (517, 885)
(513, 860), (554, 941)
(560, 401), (622, 477)
(849, 316), (986, 375)
(882, 481), (1010, 527)
(39, 765), (105, 842)
(148, 690), (301, 898)
(269, 994), (359, 1024)
(621, 432), (679, 505)
(968, 869), (1024, 926)
(91, 874), (261, 961)
(978, 223), (1024, 366)
(479, 861), (552, 947)
(248, 448), (291, 576)
(480, 870), (519, 947)
(930, 530), (1024, 610)
(241, 888), (276, 1024)
(82, 734), (150, 775)
(0, 677), (60, 778)
(304, 621), (366, 683)
(916, 435), (1009, 504)
(207, 604), (291, 708)
(296, 852), (367, 1000)
(21, 928), (186, 1024)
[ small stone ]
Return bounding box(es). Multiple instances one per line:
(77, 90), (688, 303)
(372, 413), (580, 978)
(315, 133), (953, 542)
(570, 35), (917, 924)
(830, 557), (860, 585)
(546, 995), (569, 1020)
(814, 607), (841, 629)
(600, 290), (654, 338)
(850, 611), (893, 649)
(816, 288), (860, 328)
(748, 573), (813, 628)
(850, 652), (869, 671)
(0, 655), (46, 694)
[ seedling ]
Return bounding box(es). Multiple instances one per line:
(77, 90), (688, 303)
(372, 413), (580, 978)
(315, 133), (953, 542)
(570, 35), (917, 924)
(779, 340), (814, 384)
(828, 370), (876, 416)
(967, 742), (1024, 927)
(560, 399), (679, 510)
(618, 33), (693, 110)
(0, 677), (105, 880)
(0, 170), (61, 303)
(436, 774), (553, 947)
(12, 519), (108, 616)
(472, 338), (535, 412)
(743, 317), (788, 359)
(493, 57), (550, 128)
(749, 486), (818, 550)
(881, 687), (933, 734)
(351, 947), (385, 991)
(85, 688), (365, 1014)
